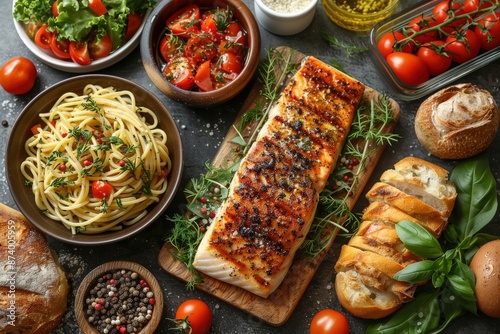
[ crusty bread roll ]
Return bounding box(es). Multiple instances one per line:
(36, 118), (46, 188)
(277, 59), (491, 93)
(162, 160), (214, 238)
(334, 157), (456, 319)
(415, 83), (500, 159)
(0, 203), (69, 334)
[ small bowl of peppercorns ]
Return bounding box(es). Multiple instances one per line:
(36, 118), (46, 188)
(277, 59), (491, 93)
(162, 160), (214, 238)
(75, 261), (164, 334)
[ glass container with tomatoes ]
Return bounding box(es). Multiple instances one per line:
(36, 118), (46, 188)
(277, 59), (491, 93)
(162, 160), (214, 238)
(369, 0), (500, 100)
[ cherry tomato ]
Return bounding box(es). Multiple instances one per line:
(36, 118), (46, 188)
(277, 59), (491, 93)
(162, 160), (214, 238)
(26, 21), (42, 39)
(224, 21), (248, 46)
(52, 0), (59, 17)
(163, 56), (196, 90)
(50, 33), (71, 60)
(432, 0), (466, 31)
(310, 309), (349, 334)
(35, 25), (53, 50)
(377, 31), (413, 59)
(386, 52), (429, 86)
(407, 16), (438, 44)
(0, 57), (37, 95)
(463, 0), (490, 14)
(88, 0), (108, 16)
(220, 52), (243, 74)
(417, 40), (452, 76)
(194, 60), (214, 91)
(174, 299), (212, 334)
(69, 41), (92, 65)
(475, 13), (500, 51)
(125, 13), (143, 41)
(89, 34), (113, 59)
(445, 29), (481, 63)
(166, 4), (201, 38)
(184, 34), (218, 65)
(91, 180), (113, 199)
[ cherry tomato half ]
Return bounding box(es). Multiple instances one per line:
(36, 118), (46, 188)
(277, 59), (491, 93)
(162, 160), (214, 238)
(166, 4), (201, 38)
(310, 309), (349, 334)
(417, 40), (452, 76)
(88, 0), (108, 16)
(163, 56), (196, 90)
(52, 0), (59, 17)
(89, 34), (113, 60)
(160, 34), (183, 63)
(445, 29), (481, 63)
(386, 52), (429, 86)
(0, 57), (37, 95)
(50, 33), (71, 60)
(184, 34), (218, 65)
(125, 13), (143, 41)
(475, 13), (500, 51)
(194, 60), (215, 91)
(377, 31), (413, 59)
(35, 25), (53, 50)
(174, 299), (212, 334)
(69, 41), (92, 65)
(91, 180), (113, 199)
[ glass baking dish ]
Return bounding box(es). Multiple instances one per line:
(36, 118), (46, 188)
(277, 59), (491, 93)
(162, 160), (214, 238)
(369, 0), (500, 101)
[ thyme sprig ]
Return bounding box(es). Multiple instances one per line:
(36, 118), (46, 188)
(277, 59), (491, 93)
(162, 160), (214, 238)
(322, 32), (368, 57)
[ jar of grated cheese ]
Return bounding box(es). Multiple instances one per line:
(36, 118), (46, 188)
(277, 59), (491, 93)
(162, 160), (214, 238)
(254, 0), (318, 35)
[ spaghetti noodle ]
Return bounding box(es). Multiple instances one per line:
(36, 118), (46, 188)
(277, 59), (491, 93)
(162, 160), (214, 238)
(20, 84), (172, 234)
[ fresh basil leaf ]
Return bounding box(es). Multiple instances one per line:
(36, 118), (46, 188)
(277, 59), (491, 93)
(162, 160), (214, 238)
(366, 291), (441, 334)
(448, 154), (498, 241)
(396, 220), (444, 258)
(394, 260), (434, 283)
(432, 271), (446, 288)
(429, 287), (467, 334)
(447, 274), (477, 314)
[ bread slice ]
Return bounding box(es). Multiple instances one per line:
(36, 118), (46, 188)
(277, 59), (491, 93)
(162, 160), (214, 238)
(334, 245), (417, 319)
(380, 156), (457, 217)
(362, 201), (447, 237)
(348, 220), (421, 267)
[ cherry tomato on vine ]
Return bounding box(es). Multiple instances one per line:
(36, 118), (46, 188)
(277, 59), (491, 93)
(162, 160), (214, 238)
(463, 0), (491, 15)
(0, 57), (37, 95)
(475, 13), (500, 51)
(310, 309), (349, 334)
(91, 181), (113, 199)
(174, 299), (212, 334)
(163, 56), (196, 90)
(377, 31), (413, 59)
(445, 29), (481, 63)
(407, 16), (438, 44)
(166, 4), (201, 38)
(417, 40), (452, 76)
(35, 25), (53, 50)
(69, 41), (91, 65)
(432, 0), (466, 29)
(386, 52), (429, 86)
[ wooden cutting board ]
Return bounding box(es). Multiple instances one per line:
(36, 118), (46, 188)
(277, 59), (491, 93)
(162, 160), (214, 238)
(158, 47), (401, 326)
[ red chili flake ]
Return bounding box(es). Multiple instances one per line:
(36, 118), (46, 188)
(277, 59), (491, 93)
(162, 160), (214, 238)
(99, 133), (105, 138)
(348, 164), (353, 170)
(209, 211), (215, 218)
(59, 164), (66, 172)
(119, 160), (126, 167)
(84, 159), (92, 167)
(343, 175), (349, 181)
(62, 133), (68, 138)
(352, 157), (359, 165)
(97, 138), (103, 144)
(149, 298), (155, 305)
(200, 207), (207, 215)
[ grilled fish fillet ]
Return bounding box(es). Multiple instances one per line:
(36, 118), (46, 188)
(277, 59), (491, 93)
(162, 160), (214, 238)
(192, 56), (365, 298)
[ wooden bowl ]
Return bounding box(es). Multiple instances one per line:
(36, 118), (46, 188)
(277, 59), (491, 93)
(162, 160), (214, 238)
(6, 74), (183, 245)
(140, 0), (261, 107)
(75, 261), (164, 334)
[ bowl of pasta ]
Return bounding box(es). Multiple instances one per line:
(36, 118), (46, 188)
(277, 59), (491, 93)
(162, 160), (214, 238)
(6, 75), (183, 245)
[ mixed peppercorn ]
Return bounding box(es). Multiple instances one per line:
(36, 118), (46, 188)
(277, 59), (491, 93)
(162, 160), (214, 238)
(85, 269), (155, 334)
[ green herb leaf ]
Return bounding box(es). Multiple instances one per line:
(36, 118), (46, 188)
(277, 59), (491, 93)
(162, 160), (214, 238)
(394, 259), (434, 283)
(396, 220), (444, 258)
(366, 290), (441, 334)
(447, 154), (498, 241)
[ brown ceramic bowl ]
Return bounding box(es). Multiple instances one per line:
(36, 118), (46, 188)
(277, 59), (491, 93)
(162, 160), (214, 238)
(6, 75), (183, 245)
(75, 261), (164, 333)
(140, 0), (261, 107)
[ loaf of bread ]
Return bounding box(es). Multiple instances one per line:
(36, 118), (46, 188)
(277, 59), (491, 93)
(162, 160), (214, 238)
(0, 203), (69, 334)
(334, 157), (456, 319)
(415, 83), (500, 160)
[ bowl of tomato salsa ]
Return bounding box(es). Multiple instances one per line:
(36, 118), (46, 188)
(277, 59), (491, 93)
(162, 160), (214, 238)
(140, 0), (261, 107)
